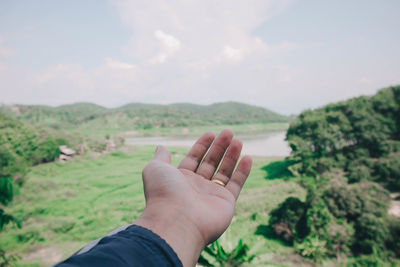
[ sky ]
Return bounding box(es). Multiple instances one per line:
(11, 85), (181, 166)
(0, 0), (399, 115)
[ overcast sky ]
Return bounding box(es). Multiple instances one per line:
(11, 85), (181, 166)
(1, 0), (399, 115)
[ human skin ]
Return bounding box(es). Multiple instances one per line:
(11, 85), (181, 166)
(134, 129), (252, 267)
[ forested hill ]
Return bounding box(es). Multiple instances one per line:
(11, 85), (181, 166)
(267, 85), (400, 261)
(0, 101), (288, 131)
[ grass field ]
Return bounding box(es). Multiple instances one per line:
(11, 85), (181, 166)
(0, 144), (311, 266)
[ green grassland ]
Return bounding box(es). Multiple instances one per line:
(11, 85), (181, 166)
(1, 146), (308, 267)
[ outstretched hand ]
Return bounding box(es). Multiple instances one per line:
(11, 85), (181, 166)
(135, 130), (252, 267)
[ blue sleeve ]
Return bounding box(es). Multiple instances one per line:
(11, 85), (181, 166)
(55, 225), (183, 267)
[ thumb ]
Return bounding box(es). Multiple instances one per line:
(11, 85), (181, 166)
(153, 145), (171, 163)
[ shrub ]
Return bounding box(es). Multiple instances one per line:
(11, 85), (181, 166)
(378, 140), (400, 155)
(295, 235), (327, 262)
(305, 197), (332, 240)
(357, 182), (390, 217)
(375, 152), (400, 190)
(345, 248), (385, 267)
(353, 214), (388, 255)
(347, 164), (372, 183)
(323, 180), (362, 220)
(323, 180), (389, 221)
(198, 239), (256, 267)
(325, 220), (353, 256)
(385, 216), (400, 257)
(268, 197), (307, 243)
(30, 136), (63, 164)
(0, 145), (27, 180)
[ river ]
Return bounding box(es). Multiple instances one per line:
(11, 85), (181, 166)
(125, 131), (291, 157)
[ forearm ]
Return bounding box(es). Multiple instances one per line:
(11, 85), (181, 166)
(134, 204), (206, 267)
(55, 224), (183, 267)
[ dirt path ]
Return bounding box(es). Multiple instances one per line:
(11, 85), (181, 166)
(23, 247), (63, 265)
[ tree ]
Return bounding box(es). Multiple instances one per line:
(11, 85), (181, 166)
(286, 86), (400, 179)
(275, 85), (400, 261)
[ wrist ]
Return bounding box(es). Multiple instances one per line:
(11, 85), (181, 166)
(134, 203), (205, 267)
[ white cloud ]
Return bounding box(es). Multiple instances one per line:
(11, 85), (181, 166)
(220, 46), (243, 62)
(104, 0), (303, 109)
(151, 30), (181, 64)
(105, 57), (136, 70)
(2, 1), (314, 111)
(0, 1), (356, 112)
(115, 0), (292, 65)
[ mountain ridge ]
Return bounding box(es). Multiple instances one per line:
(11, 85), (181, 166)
(0, 101), (289, 132)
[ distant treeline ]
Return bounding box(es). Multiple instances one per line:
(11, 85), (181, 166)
(268, 86), (400, 263)
(0, 101), (288, 131)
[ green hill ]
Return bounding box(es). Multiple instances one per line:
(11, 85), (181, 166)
(0, 102), (288, 134)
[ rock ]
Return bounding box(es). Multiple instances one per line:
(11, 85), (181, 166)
(59, 145), (76, 156)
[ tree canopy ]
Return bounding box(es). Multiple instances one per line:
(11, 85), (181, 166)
(268, 86), (400, 261)
(286, 86), (400, 189)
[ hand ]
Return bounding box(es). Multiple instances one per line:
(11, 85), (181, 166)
(134, 130), (252, 267)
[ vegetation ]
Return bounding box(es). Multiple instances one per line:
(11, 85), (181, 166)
(0, 101), (288, 136)
(0, 112), (110, 265)
(286, 85), (400, 185)
(267, 86), (400, 264)
(199, 239), (256, 267)
(268, 197), (307, 244)
(0, 112), (70, 262)
(2, 87), (400, 266)
(0, 101), (290, 266)
(0, 112), (73, 168)
(0, 112), (67, 219)
(0, 147), (308, 266)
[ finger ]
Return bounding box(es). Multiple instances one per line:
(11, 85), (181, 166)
(212, 139), (243, 185)
(225, 156), (252, 200)
(153, 145), (171, 164)
(178, 132), (215, 171)
(196, 129), (234, 179)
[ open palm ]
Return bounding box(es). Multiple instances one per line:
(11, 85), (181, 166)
(141, 130), (252, 246)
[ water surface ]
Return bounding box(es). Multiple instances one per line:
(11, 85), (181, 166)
(126, 131), (290, 157)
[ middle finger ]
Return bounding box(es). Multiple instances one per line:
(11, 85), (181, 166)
(195, 129), (233, 179)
